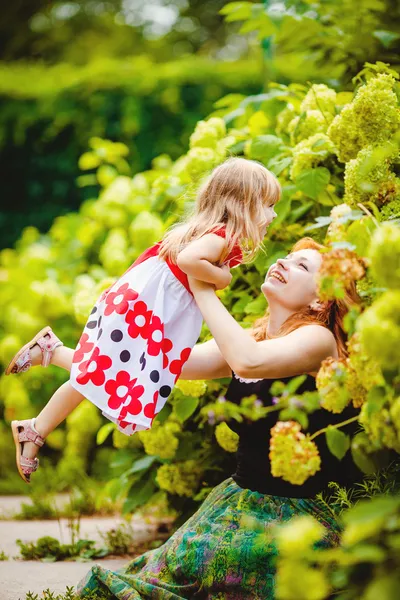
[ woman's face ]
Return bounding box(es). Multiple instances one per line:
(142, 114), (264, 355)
(262, 248), (322, 311)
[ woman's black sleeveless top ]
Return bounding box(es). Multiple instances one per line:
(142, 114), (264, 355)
(226, 372), (362, 498)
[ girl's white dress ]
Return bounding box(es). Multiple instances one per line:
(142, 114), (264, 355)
(69, 232), (242, 435)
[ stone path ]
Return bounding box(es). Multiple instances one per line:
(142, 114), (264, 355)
(0, 495), (168, 600)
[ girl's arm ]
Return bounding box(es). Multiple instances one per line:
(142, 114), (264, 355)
(177, 234), (232, 289)
(188, 279), (338, 379)
(179, 338), (232, 380)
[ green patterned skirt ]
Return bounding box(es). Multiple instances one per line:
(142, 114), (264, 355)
(77, 477), (340, 599)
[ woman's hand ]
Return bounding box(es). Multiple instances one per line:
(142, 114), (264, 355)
(188, 265), (232, 294)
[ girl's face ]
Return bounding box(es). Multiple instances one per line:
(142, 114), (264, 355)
(262, 248), (323, 311)
(260, 201), (278, 237)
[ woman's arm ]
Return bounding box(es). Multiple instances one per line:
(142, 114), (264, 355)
(179, 338), (231, 380)
(177, 234), (232, 289)
(189, 280), (338, 379)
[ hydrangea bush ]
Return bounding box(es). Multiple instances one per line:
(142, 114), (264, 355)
(1, 65), (400, 577)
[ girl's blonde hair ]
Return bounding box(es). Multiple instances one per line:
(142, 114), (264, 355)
(252, 237), (362, 359)
(159, 157), (281, 264)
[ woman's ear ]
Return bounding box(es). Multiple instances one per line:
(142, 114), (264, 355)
(310, 299), (329, 313)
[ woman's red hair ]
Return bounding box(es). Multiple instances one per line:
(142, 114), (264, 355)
(252, 237), (361, 359)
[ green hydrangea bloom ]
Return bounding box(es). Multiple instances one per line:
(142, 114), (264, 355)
(390, 398), (400, 440)
(269, 421), (321, 485)
(316, 358), (351, 413)
(351, 74), (400, 148)
(327, 104), (364, 163)
(356, 273), (380, 307)
(189, 118), (226, 149)
(380, 198), (400, 221)
(185, 147), (220, 179)
(215, 422), (239, 453)
(0, 376), (31, 422)
(360, 404), (400, 453)
(276, 515), (326, 555)
(175, 379), (207, 398)
(369, 223), (400, 289)
(344, 145), (399, 207)
(288, 110), (328, 145)
(190, 117), (226, 148)
(276, 560), (330, 600)
(290, 134), (335, 180)
(99, 228), (131, 276)
(156, 459), (203, 497)
(129, 211), (164, 253)
(328, 74), (400, 163)
(276, 105), (297, 136)
(326, 203), (353, 243)
(300, 84), (337, 116)
(138, 420), (181, 459)
(112, 429), (142, 449)
(357, 291), (400, 370)
(346, 335), (384, 406)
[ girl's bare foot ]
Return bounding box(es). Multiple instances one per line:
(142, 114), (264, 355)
(21, 440), (39, 460)
(29, 342), (43, 367)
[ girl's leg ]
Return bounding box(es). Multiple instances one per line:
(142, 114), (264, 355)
(22, 381), (84, 460)
(29, 341), (74, 371)
(50, 345), (74, 371)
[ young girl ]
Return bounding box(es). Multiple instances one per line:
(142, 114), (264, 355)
(6, 157), (280, 483)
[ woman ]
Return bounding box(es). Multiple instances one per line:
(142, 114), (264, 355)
(10, 237), (362, 599)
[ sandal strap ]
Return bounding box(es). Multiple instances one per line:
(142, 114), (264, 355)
(20, 455), (39, 476)
(11, 349), (32, 374)
(36, 331), (63, 368)
(15, 420), (45, 447)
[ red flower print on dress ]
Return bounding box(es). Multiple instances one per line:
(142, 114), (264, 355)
(76, 347), (112, 386)
(144, 391), (158, 421)
(104, 283), (138, 316)
(104, 371), (144, 421)
(118, 420), (137, 432)
(169, 348), (192, 383)
(98, 286), (112, 303)
(147, 315), (173, 367)
(73, 333), (94, 364)
(126, 301), (153, 340)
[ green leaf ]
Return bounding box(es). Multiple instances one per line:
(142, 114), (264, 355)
(373, 30), (400, 48)
(288, 200), (314, 223)
(247, 134), (286, 164)
(279, 408), (308, 430)
(96, 422), (115, 445)
(366, 386), (387, 416)
(123, 478), (157, 514)
(103, 477), (131, 502)
(268, 184), (295, 231)
(351, 433), (381, 475)
(174, 396), (199, 423)
(244, 294), (267, 315)
(232, 293), (253, 313)
(239, 12), (277, 38)
(296, 167), (331, 200)
(326, 426), (350, 460)
(125, 454), (156, 476)
(267, 156), (292, 177)
(347, 217), (375, 256)
(342, 543), (386, 564)
(153, 403), (172, 424)
(286, 375), (307, 394)
(305, 216), (332, 231)
(363, 576), (399, 600)
(219, 2), (253, 21)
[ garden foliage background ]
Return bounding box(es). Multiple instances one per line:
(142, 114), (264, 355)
(1, 2), (400, 598)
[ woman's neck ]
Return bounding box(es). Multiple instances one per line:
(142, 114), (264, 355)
(266, 305), (296, 337)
